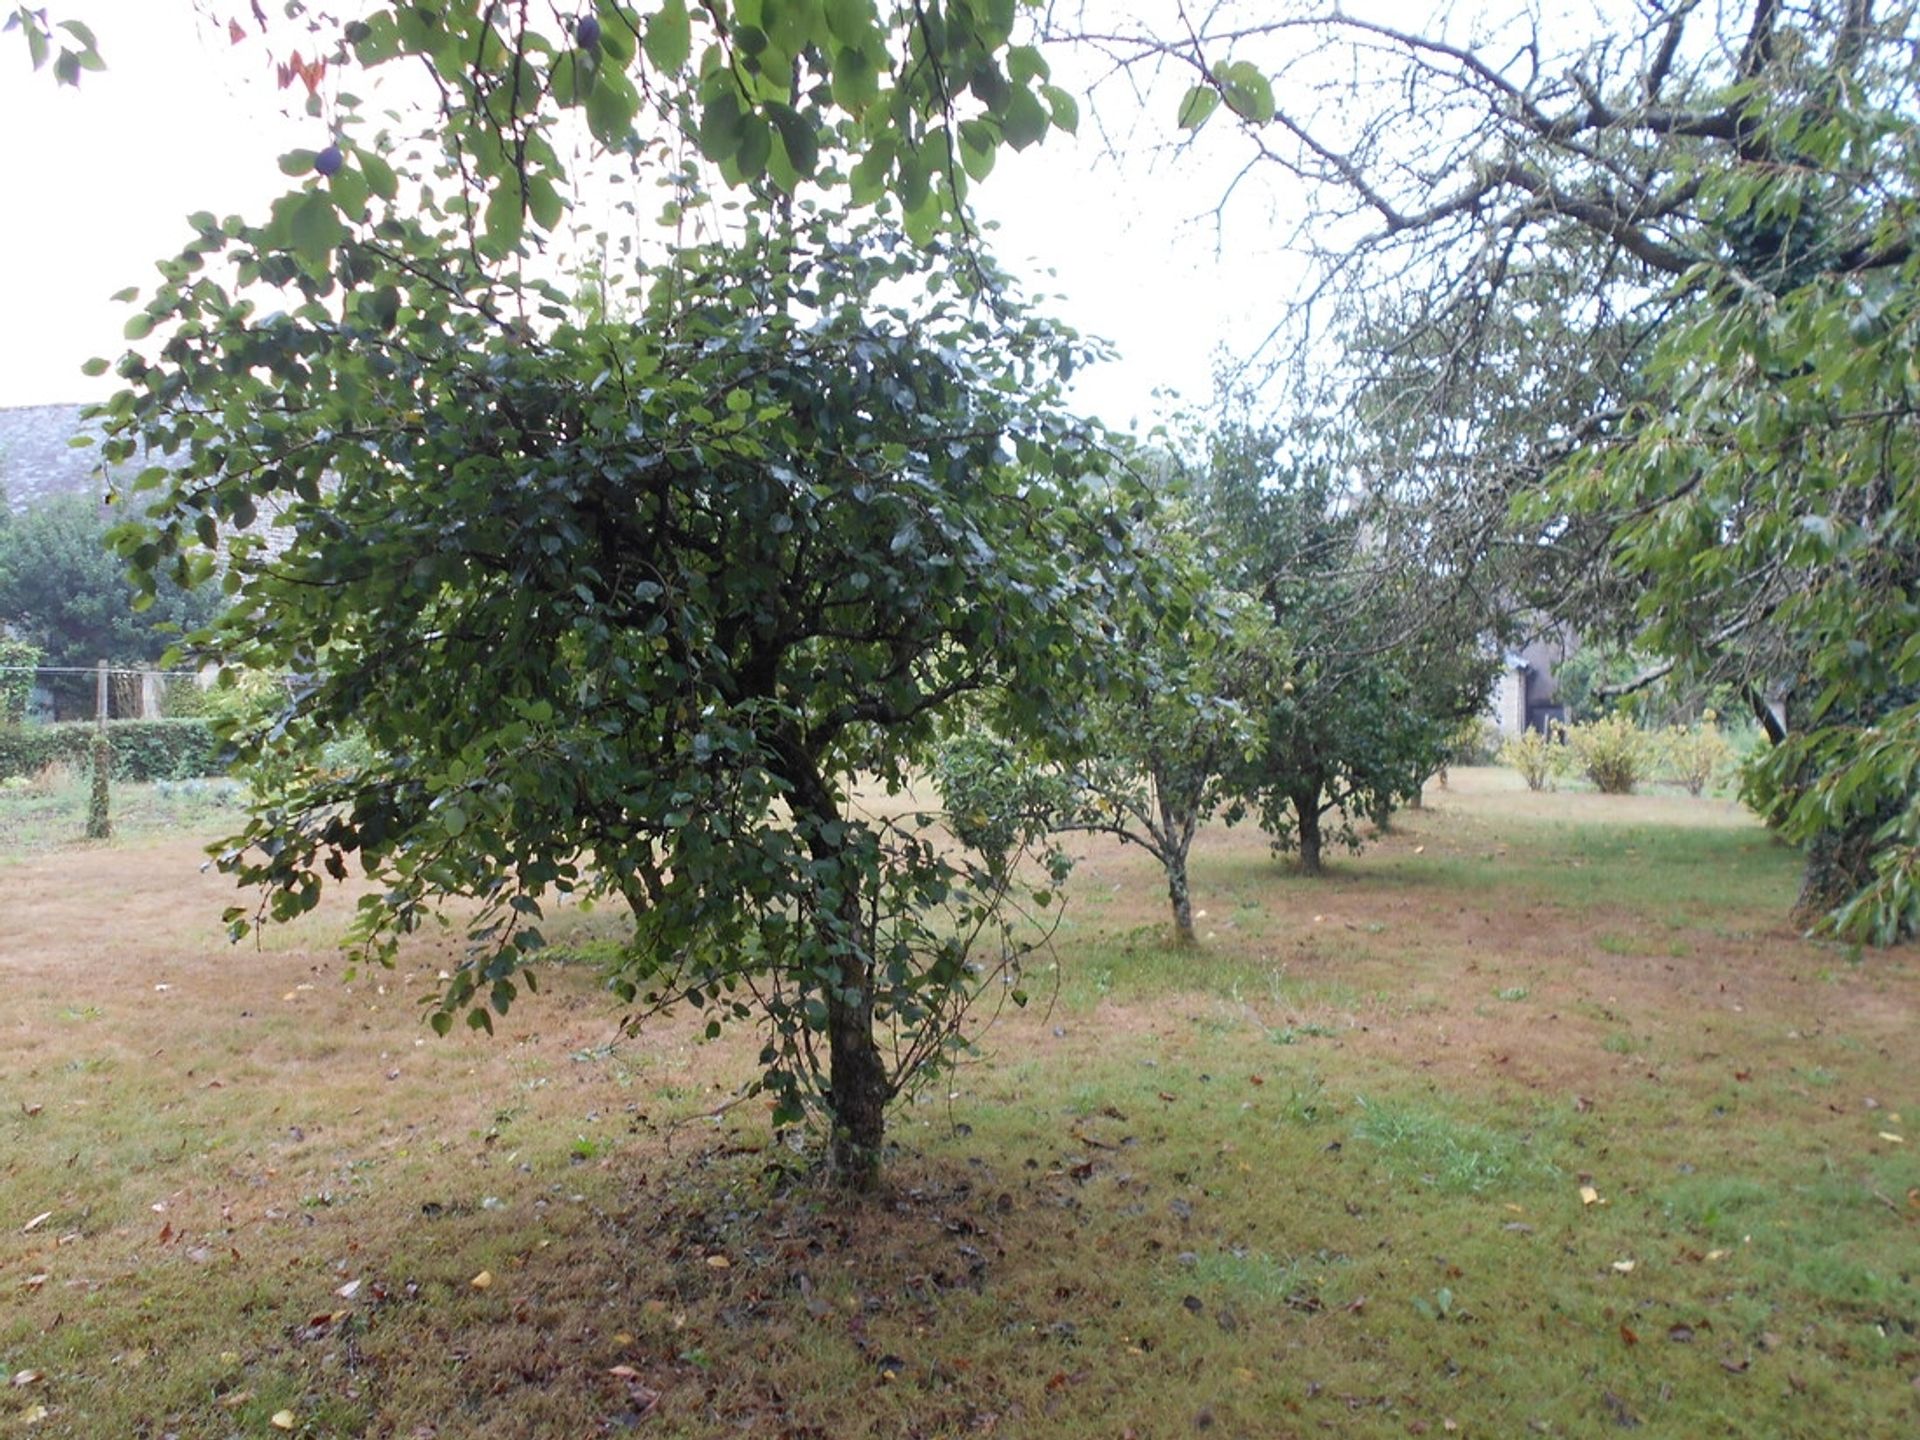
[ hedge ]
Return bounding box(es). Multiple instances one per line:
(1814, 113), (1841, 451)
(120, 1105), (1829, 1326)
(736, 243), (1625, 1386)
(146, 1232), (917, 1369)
(0, 719), (226, 782)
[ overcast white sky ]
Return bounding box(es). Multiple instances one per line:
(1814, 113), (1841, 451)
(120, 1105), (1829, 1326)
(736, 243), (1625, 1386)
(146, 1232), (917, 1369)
(0, 1), (1295, 430)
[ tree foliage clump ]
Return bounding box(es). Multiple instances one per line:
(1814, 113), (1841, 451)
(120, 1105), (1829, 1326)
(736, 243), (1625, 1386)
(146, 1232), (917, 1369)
(1202, 423), (1496, 874)
(101, 198), (1130, 1186)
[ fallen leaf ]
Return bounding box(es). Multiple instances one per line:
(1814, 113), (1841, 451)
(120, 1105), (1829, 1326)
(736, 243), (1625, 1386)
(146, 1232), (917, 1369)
(22, 1275), (48, 1292)
(705, 1254), (731, 1269)
(1704, 1249), (1729, 1261)
(1579, 1185), (1600, 1206)
(20, 1212), (52, 1235)
(469, 1271), (493, 1291)
(11, 1371), (43, 1387)
(607, 1365), (642, 1379)
(271, 1409), (297, 1430)
(1667, 1324), (1695, 1343)
(18, 1405), (49, 1425)
(1619, 1324), (1638, 1346)
(335, 1279), (362, 1300)
(1876, 1132), (1904, 1144)
(21, 1104), (41, 1118)
(1611, 1259), (1636, 1274)
(1720, 1358), (1749, 1375)
(218, 1390), (253, 1409)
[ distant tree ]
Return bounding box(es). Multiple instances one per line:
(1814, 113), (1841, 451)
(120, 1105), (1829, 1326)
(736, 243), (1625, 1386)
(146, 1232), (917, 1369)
(1204, 422), (1496, 874)
(0, 494), (219, 716)
(1051, 576), (1275, 943)
(1042, 507), (1278, 944)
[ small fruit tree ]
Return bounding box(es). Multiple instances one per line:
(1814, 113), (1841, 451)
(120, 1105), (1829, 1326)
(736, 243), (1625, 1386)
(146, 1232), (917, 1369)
(100, 208), (1128, 1189)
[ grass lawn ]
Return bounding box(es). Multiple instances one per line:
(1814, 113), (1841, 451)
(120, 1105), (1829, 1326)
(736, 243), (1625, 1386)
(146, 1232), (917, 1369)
(1, 767), (1915, 1438)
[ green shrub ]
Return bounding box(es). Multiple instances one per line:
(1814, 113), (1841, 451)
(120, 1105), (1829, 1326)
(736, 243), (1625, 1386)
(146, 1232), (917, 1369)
(1562, 714), (1653, 794)
(0, 637), (39, 725)
(159, 676), (214, 718)
(1498, 727), (1560, 791)
(1659, 712), (1735, 796)
(0, 719), (224, 782)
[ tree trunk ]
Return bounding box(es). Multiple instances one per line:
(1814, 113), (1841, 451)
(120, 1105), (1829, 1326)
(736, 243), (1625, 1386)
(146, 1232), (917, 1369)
(1294, 788), (1324, 876)
(825, 944), (889, 1190)
(1166, 846), (1197, 946)
(785, 759), (891, 1191)
(1792, 817), (1883, 934)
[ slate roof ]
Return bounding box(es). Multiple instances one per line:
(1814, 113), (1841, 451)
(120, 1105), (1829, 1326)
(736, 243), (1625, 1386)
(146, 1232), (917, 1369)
(0, 403), (110, 512)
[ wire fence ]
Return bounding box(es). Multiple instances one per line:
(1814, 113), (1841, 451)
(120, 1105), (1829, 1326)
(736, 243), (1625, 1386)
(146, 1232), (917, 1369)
(0, 663), (213, 724)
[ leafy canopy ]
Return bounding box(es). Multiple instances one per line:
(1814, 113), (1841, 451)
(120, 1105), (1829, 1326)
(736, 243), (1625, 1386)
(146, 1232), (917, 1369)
(98, 185), (1129, 1160)
(215, 0), (1080, 255)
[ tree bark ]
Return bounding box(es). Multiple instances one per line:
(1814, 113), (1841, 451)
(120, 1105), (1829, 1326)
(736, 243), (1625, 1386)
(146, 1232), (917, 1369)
(1294, 787), (1324, 876)
(825, 937), (889, 1191)
(777, 737), (892, 1189)
(1165, 846), (1197, 946)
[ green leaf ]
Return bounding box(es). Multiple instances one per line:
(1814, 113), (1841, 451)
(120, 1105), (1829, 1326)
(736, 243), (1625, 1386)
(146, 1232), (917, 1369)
(1177, 85), (1220, 131)
(1006, 45), (1048, 85)
(287, 190), (344, 269)
(1041, 85), (1078, 136)
(1002, 86), (1048, 151)
(830, 45), (879, 112)
(327, 164), (369, 220)
(80, 356), (109, 377)
(644, 0), (692, 71)
(483, 180), (526, 257)
(430, 1011), (453, 1037)
(527, 174), (564, 231)
(1215, 61), (1275, 123)
(278, 149), (320, 177)
(358, 149), (398, 201)
(824, 0), (872, 46)
(699, 89), (745, 163)
(123, 313), (154, 341)
(586, 64), (639, 145)
(769, 103), (819, 178)
(735, 111), (773, 180)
